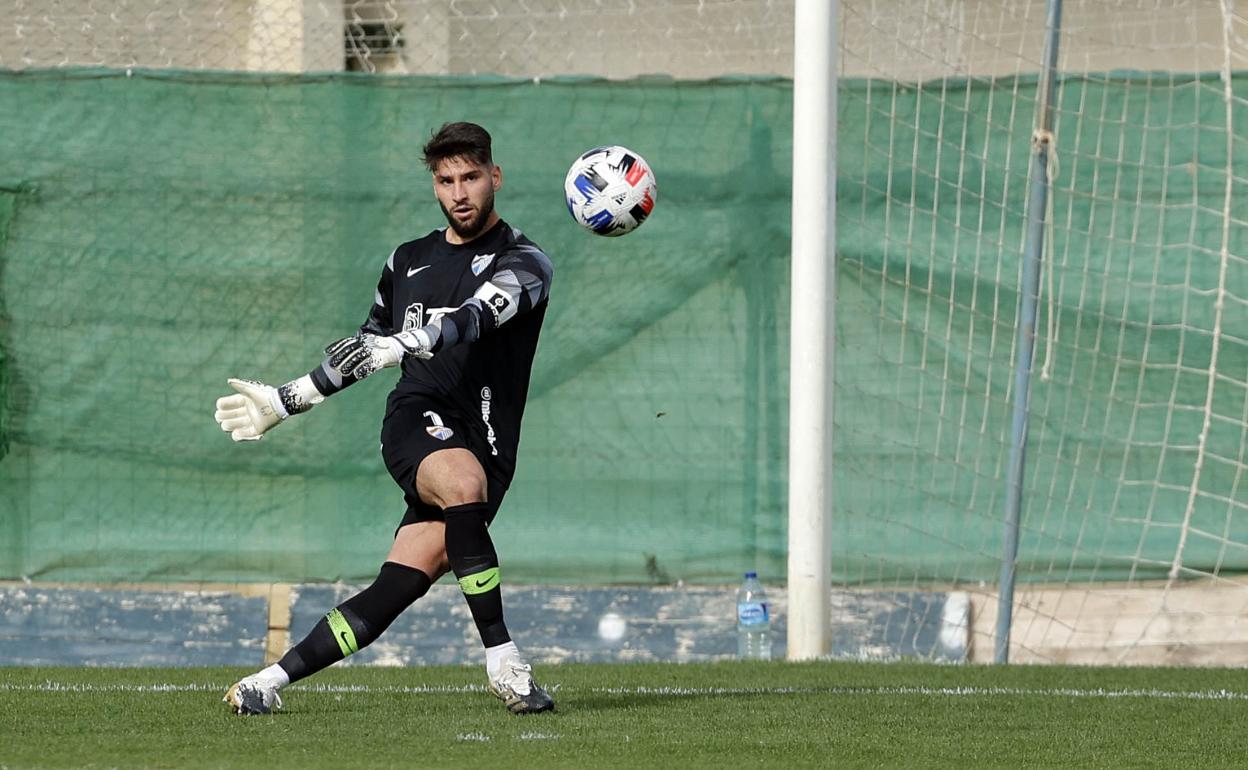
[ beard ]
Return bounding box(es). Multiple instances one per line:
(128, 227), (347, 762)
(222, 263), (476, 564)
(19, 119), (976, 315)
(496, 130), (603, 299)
(439, 192), (496, 240)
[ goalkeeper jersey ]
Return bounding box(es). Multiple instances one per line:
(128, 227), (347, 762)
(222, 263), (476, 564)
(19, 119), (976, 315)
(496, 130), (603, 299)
(358, 218), (553, 468)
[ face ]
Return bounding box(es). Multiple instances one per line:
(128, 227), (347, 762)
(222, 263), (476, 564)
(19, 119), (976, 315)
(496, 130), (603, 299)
(432, 155), (502, 243)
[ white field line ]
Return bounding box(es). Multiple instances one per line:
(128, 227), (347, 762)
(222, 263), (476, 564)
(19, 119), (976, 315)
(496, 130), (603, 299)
(2, 681), (1248, 701)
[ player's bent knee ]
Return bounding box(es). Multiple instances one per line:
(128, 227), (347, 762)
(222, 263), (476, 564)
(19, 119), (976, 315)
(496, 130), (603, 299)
(445, 477), (487, 506)
(415, 450), (488, 509)
(423, 475), (487, 509)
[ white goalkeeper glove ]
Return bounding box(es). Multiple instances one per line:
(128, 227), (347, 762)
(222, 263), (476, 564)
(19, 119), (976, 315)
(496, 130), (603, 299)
(323, 330), (432, 381)
(214, 378), (285, 442)
(213, 376), (326, 442)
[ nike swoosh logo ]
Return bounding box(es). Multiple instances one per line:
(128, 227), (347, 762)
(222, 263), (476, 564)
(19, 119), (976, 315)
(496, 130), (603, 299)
(475, 576), (497, 589)
(406, 265), (431, 278)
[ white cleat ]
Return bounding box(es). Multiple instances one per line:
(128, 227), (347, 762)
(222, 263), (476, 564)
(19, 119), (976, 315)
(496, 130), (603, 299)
(223, 676), (283, 716)
(488, 654), (554, 715)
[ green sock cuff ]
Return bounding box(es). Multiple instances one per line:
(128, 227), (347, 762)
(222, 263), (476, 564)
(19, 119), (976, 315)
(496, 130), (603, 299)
(458, 566), (501, 595)
(326, 608), (360, 656)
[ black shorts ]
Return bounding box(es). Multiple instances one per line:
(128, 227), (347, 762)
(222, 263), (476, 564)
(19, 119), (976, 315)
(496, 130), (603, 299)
(380, 394), (511, 529)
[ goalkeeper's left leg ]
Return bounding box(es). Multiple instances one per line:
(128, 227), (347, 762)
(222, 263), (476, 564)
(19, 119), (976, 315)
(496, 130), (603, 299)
(276, 559), (434, 682)
(225, 525), (445, 714)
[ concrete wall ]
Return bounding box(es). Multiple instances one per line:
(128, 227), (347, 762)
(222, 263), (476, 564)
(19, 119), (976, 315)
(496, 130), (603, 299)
(839, 0), (1241, 79)
(0, 581), (969, 666)
(10, 578), (1248, 667)
(2, 1), (1241, 77)
(969, 581), (1248, 666)
(0, 0), (341, 72)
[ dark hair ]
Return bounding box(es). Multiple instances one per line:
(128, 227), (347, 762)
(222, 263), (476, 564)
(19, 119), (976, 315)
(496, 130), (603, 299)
(422, 122), (493, 172)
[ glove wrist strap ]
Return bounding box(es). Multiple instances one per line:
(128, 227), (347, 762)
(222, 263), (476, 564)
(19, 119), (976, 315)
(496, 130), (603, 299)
(392, 329), (433, 359)
(277, 374), (325, 416)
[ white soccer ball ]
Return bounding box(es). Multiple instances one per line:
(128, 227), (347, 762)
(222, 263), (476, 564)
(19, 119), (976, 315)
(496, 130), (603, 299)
(564, 145), (657, 237)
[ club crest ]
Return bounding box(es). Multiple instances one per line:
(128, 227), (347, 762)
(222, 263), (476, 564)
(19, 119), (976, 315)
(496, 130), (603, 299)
(423, 409), (453, 440)
(426, 425), (454, 440)
(471, 252), (495, 276)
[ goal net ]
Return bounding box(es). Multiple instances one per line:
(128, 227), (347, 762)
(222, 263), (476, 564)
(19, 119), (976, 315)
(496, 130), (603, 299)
(833, 0), (1248, 663)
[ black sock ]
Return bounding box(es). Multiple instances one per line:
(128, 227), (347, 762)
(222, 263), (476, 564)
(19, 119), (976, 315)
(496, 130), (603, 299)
(278, 561), (431, 683)
(444, 502), (511, 648)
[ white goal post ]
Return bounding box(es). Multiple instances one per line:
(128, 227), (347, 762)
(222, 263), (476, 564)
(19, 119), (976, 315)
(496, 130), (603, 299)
(787, 0), (838, 661)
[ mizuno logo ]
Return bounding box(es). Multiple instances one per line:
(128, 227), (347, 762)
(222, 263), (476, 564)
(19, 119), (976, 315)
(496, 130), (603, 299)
(407, 265), (431, 278)
(481, 385), (498, 457)
(471, 253), (495, 276)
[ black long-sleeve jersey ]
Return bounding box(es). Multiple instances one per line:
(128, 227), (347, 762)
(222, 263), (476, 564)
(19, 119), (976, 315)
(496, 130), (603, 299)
(354, 218), (553, 471)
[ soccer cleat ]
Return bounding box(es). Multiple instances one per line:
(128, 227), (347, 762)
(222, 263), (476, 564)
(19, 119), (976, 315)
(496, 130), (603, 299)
(488, 655), (555, 715)
(223, 676), (283, 716)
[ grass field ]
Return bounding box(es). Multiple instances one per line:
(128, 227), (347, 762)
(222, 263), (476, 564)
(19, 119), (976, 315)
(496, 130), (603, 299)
(4, 660), (1248, 768)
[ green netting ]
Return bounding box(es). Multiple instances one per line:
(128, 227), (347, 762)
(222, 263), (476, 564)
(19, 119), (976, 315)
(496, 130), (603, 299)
(0, 187), (13, 462)
(0, 69), (1243, 585)
(0, 70), (794, 584)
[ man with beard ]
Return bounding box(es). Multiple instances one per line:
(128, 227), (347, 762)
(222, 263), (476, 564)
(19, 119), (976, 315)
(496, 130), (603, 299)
(213, 122), (555, 716)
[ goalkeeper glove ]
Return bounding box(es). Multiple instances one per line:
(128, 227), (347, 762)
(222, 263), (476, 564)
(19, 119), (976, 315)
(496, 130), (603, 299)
(323, 330), (432, 381)
(214, 378), (284, 442)
(213, 376), (323, 442)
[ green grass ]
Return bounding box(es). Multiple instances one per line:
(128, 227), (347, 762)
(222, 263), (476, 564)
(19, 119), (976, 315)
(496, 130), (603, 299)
(3, 661), (1248, 769)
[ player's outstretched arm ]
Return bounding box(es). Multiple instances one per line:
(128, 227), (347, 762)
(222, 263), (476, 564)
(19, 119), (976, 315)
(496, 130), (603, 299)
(212, 329), (432, 442)
(213, 246), (424, 443)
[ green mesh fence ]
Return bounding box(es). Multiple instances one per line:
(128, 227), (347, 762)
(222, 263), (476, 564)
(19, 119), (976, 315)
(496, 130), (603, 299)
(0, 187), (13, 461)
(0, 70), (793, 584)
(0, 69), (1244, 585)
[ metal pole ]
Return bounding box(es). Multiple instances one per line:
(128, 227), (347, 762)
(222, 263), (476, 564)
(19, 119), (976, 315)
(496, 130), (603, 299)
(996, 0), (1064, 664)
(787, 0), (837, 660)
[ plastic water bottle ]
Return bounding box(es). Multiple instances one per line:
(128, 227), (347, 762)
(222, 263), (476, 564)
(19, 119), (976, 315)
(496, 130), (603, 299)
(736, 571), (772, 660)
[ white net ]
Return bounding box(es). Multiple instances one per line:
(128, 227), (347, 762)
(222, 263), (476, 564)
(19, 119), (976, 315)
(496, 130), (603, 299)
(833, 0), (1248, 664)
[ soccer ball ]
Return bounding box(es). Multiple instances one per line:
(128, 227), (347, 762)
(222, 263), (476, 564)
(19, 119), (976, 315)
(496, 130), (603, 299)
(564, 145), (657, 237)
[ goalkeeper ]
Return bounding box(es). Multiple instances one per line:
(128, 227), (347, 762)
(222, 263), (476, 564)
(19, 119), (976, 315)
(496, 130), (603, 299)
(214, 122), (555, 716)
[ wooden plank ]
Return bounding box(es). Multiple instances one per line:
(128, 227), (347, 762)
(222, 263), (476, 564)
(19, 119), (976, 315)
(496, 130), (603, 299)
(265, 583), (292, 665)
